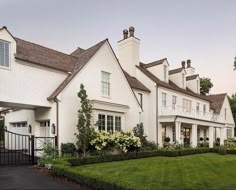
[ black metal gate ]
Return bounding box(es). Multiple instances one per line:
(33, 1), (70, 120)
(0, 128), (56, 166)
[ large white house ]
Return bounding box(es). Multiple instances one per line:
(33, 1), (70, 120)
(0, 26), (234, 148)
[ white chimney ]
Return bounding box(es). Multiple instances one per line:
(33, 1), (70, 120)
(185, 59), (195, 76)
(118, 26), (140, 77)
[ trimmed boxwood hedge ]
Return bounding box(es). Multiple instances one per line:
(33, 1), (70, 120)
(68, 147), (210, 166)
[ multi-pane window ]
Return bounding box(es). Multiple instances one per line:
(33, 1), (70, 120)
(183, 99), (192, 112)
(0, 40), (10, 68)
(196, 103), (200, 113)
(203, 104), (206, 115)
(225, 108), (227, 120)
(172, 96), (177, 110)
(101, 71), (110, 97)
(227, 128), (232, 138)
(107, 115), (114, 132)
(98, 114), (105, 131)
(162, 93), (167, 108)
(138, 93), (143, 109)
(40, 120), (50, 127)
(12, 122), (27, 127)
(115, 116), (121, 131)
(182, 73), (185, 87)
(164, 65), (167, 82)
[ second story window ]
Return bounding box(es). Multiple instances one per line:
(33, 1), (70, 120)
(162, 93), (167, 108)
(225, 108), (227, 120)
(172, 96), (177, 110)
(0, 40), (10, 68)
(164, 65), (167, 82)
(196, 103), (200, 113)
(183, 99), (192, 112)
(138, 93), (143, 109)
(182, 73), (185, 88)
(101, 71), (110, 97)
(203, 104), (206, 115)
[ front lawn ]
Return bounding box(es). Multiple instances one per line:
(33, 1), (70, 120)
(54, 153), (236, 190)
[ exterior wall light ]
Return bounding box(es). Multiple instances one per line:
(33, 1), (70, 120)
(28, 125), (32, 134)
(51, 123), (56, 134)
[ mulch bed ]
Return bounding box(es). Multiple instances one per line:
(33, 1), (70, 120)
(32, 165), (92, 190)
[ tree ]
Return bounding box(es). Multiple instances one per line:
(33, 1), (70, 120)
(234, 56), (236, 71)
(228, 94), (236, 136)
(75, 84), (93, 157)
(200, 77), (213, 95)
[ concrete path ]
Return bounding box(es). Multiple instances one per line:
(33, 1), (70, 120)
(0, 166), (78, 190)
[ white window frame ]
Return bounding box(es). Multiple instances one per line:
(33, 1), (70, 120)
(101, 71), (110, 97)
(183, 99), (192, 113)
(97, 112), (122, 132)
(196, 102), (200, 114)
(227, 128), (232, 138)
(172, 95), (177, 110)
(162, 92), (167, 108)
(203, 104), (206, 115)
(0, 39), (10, 69)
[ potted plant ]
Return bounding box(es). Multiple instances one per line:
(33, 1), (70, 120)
(165, 137), (171, 143)
(206, 137), (209, 141)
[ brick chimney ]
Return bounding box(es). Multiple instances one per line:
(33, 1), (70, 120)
(118, 26), (140, 77)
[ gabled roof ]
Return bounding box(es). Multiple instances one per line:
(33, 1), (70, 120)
(48, 39), (107, 101)
(136, 64), (210, 102)
(123, 71), (150, 93)
(140, 58), (168, 68)
(169, 67), (184, 75)
(207, 93), (227, 114)
(186, 74), (199, 81)
(15, 38), (77, 72)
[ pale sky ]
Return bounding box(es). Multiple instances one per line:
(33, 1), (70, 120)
(1, 0), (235, 95)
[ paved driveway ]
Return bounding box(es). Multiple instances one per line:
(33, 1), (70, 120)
(0, 166), (78, 190)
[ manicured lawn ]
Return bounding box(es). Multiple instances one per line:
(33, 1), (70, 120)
(65, 153), (236, 190)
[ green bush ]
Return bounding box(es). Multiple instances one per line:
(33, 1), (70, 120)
(61, 143), (76, 156)
(68, 148), (210, 166)
(218, 147), (227, 155)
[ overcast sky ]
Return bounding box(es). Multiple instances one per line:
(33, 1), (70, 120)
(1, 0), (235, 95)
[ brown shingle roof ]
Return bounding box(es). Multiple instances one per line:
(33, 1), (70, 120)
(136, 65), (210, 102)
(169, 68), (184, 75)
(141, 58), (167, 68)
(15, 38), (77, 72)
(48, 39), (107, 101)
(186, 74), (199, 81)
(207, 93), (227, 114)
(70, 47), (85, 57)
(123, 71), (150, 93)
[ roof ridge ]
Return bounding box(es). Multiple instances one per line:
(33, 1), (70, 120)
(142, 58), (167, 68)
(207, 93), (227, 97)
(14, 37), (77, 59)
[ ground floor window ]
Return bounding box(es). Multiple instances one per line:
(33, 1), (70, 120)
(227, 128), (233, 138)
(97, 113), (122, 132)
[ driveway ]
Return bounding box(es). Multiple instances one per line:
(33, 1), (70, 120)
(0, 166), (78, 190)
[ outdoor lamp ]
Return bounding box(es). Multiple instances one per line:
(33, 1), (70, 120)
(28, 125), (32, 134)
(51, 123), (56, 134)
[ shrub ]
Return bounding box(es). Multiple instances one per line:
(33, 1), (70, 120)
(200, 137), (204, 141)
(38, 143), (58, 169)
(61, 143), (76, 157)
(224, 137), (236, 147)
(140, 141), (158, 151)
(218, 146), (227, 155)
(133, 123), (148, 146)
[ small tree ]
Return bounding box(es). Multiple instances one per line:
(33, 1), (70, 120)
(200, 77), (213, 95)
(133, 123), (148, 146)
(75, 84), (93, 157)
(234, 56), (236, 71)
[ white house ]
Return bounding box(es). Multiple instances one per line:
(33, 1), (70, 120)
(0, 26), (234, 149)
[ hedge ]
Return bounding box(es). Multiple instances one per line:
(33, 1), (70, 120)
(68, 147), (210, 166)
(53, 163), (143, 190)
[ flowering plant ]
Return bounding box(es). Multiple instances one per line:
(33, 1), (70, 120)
(90, 130), (141, 153)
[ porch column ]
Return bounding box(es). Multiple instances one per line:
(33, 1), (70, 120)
(175, 122), (181, 144)
(191, 124), (198, 147)
(157, 123), (163, 147)
(220, 127), (225, 146)
(209, 126), (214, 148)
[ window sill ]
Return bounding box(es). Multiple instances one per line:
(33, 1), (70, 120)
(0, 65), (11, 70)
(101, 95), (111, 99)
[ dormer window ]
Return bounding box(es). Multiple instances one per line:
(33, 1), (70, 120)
(101, 71), (110, 97)
(0, 40), (10, 68)
(182, 73), (185, 87)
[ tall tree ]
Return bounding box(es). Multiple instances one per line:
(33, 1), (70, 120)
(200, 77), (213, 95)
(75, 84), (93, 157)
(234, 56), (236, 70)
(228, 94), (236, 136)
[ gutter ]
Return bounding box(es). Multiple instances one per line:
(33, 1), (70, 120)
(156, 85), (159, 144)
(54, 97), (59, 147)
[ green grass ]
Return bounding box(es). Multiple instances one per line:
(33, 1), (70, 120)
(60, 153), (236, 190)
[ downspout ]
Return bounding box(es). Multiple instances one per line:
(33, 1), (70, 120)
(54, 97), (59, 147)
(156, 85), (159, 144)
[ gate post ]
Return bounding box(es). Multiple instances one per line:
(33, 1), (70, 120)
(31, 135), (35, 164)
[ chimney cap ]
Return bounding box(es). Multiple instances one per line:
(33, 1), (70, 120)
(123, 29), (128, 33)
(123, 29), (128, 39)
(129, 26), (135, 37)
(181, 61), (186, 68)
